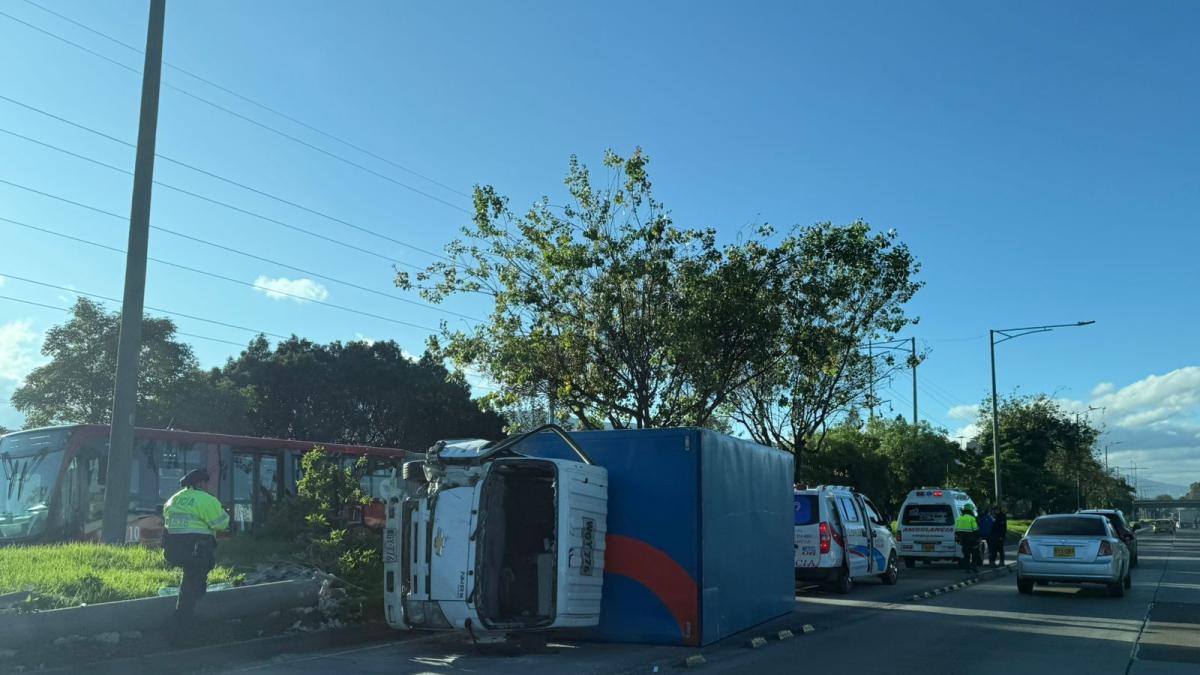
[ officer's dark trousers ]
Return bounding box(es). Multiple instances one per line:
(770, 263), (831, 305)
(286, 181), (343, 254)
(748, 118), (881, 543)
(988, 535), (1006, 566)
(164, 533), (217, 622)
(957, 533), (981, 570)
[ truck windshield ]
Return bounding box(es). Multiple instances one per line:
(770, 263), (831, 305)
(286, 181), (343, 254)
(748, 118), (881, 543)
(0, 429), (69, 540)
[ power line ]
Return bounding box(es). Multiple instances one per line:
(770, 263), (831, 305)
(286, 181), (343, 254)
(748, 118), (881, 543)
(19, 0), (472, 201)
(0, 214), (442, 332)
(0, 293), (249, 348)
(0, 272), (291, 339)
(0, 7), (472, 215)
(0, 93), (454, 263)
(0, 176), (482, 323)
(0, 125), (426, 271)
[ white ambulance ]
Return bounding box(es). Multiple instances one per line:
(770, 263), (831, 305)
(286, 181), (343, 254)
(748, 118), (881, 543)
(382, 425), (608, 637)
(794, 485), (899, 593)
(896, 487), (979, 567)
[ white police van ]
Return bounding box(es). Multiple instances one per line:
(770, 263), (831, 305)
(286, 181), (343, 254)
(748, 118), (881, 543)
(382, 425), (608, 637)
(896, 487), (979, 568)
(794, 485), (899, 593)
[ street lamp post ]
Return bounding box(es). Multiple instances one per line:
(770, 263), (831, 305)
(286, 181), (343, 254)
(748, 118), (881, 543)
(989, 321), (1095, 506)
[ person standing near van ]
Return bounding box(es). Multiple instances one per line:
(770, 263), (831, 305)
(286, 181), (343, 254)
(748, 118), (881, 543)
(988, 509), (1008, 566)
(954, 504), (981, 572)
(163, 469), (230, 645)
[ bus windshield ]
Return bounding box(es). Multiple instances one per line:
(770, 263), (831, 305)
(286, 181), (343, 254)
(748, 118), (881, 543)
(0, 429), (69, 540)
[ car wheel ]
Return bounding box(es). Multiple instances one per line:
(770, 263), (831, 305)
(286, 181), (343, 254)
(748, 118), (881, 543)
(882, 552), (899, 585)
(1017, 578), (1033, 594)
(833, 566), (853, 594)
(1131, 551), (1138, 567)
(1108, 580), (1125, 598)
(1123, 570), (1132, 589)
(904, 557), (916, 569)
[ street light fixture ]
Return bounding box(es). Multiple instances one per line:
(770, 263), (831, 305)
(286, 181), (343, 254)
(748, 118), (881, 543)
(990, 320), (1095, 506)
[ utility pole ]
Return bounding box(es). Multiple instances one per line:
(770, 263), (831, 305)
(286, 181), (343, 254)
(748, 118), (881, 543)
(910, 336), (918, 428)
(101, 0), (166, 545)
(989, 330), (1000, 504)
(867, 341), (875, 419)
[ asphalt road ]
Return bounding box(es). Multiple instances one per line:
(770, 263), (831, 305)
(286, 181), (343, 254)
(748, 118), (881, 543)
(206, 534), (1198, 674)
(710, 529), (1200, 675)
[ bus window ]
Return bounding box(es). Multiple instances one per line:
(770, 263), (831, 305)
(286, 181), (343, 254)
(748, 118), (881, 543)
(231, 453), (255, 533)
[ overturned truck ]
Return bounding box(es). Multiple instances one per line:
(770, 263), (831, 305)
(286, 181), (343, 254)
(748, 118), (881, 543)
(383, 426), (794, 646)
(382, 425), (608, 635)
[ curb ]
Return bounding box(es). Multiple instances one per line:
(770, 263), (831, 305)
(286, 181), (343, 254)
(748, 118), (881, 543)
(906, 563), (1015, 602)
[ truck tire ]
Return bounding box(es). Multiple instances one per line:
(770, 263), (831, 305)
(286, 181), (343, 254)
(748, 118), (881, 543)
(402, 461), (427, 483)
(904, 557), (916, 569)
(1017, 578), (1033, 594)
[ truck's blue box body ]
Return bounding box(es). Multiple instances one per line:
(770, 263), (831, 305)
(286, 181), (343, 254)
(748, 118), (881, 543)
(523, 428), (794, 646)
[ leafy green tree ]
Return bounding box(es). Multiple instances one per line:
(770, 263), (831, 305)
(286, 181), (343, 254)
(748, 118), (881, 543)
(1188, 482), (1200, 500)
(218, 336), (504, 449)
(398, 149), (783, 430)
(958, 395), (1132, 517)
(10, 298), (219, 428)
(728, 222), (922, 480)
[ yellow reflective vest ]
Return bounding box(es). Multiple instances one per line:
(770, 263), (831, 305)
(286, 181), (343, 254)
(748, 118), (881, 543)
(954, 513), (979, 532)
(164, 487), (230, 535)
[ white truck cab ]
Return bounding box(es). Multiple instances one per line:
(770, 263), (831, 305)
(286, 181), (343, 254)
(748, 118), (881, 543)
(382, 425), (608, 636)
(896, 487), (978, 568)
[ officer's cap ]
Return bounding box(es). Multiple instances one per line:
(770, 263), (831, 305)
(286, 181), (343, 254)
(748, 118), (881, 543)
(180, 468), (210, 488)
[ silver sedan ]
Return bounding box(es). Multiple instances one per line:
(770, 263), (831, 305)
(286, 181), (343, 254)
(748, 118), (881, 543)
(1016, 514), (1131, 597)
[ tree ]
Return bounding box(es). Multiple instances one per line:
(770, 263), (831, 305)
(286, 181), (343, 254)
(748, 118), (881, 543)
(398, 149), (783, 430)
(217, 336), (504, 450)
(1188, 482), (1200, 500)
(958, 395), (1133, 517)
(11, 298), (204, 428)
(728, 222), (922, 480)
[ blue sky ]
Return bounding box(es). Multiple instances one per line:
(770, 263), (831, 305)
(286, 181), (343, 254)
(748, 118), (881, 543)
(1, 1), (1197, 487)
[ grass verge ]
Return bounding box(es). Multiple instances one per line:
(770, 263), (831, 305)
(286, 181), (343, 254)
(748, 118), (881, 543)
(0, 543), (241, 610)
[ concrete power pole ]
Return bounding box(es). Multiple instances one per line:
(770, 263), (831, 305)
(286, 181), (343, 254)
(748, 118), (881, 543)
(101, 0), (167, 544)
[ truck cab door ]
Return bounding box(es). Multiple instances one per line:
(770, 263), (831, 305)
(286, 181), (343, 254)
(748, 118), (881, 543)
(550, 459), (608, 628)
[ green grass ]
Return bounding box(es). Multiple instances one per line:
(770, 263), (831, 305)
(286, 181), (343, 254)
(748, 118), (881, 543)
(0, 543), (241, 610)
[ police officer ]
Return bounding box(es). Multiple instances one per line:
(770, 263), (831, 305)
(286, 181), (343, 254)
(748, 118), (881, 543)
(954, 504), (981, 573)
(163, 469), (229, 644)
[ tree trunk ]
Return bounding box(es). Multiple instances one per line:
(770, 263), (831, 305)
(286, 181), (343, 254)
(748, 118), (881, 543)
(792, 434), (806, 485)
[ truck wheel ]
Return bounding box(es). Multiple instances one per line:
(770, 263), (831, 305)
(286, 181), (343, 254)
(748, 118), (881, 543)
(904, 557), (916, 569)
(402, 461), (427, 483)
(833, 566), (853, 594)
(1017, 578), (1033, 594)
(881, 552), (899, 585)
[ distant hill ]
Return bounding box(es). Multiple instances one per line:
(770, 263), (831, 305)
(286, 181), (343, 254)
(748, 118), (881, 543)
(1136, 478), (1189, 499)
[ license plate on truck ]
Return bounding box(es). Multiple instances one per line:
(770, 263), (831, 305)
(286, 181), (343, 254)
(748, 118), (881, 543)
(1053, 546), (1075, 558)
(922, 543), (935, 552)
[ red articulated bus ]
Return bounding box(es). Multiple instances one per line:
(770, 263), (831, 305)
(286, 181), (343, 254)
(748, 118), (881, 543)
(0, 424), (415, 546)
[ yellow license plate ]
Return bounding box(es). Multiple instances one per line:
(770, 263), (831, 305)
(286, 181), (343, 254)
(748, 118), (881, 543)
(1053, 546), (1075, 558)
(922, 543), (935, 552)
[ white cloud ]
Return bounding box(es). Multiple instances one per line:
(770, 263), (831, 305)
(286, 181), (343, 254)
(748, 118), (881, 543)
(1091, 382), (1115, 398)
(253, 276), (329, 303)
(952, 423), (980, 447)
(0, 319), (41, 381)
(947, 404), (978, 420)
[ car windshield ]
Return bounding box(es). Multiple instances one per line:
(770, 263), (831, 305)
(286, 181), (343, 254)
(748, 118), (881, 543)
(902, 504), (953, 526)
(1028, 517), (1108, 537)
(0, 429), (69, 539)
(794, 494), (818, 526)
